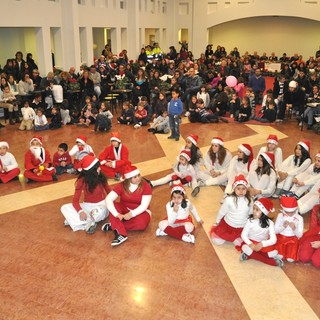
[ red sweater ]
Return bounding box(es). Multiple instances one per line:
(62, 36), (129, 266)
(53, 152), (72, 167)
(72, 178), (111, 212)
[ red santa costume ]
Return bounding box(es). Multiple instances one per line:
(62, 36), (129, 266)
(240, 198), (283, 267)
(98, 132), (131, 179)
(24, 136), (56, 182)
(61, 156), (110, 232)
(68, 135), (94, 170)
(106, 165), (152, 246)
(275, 196), (304, 262)
(210, 174), (253, 245)
(156, 183), (202, 243)
(0, 141), (20, 183)
(299, 204), (320, 268)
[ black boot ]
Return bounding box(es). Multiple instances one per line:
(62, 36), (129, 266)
(8, 112), (15, 125)
(14, 111), (21, 123)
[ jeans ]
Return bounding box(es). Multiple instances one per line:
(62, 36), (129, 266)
(169, 114), (180, 138)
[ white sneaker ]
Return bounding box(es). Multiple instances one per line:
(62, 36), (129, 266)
(184, 111), (190, 117)
(155, 228), (167, 236)
(298, 121), (303, 127)
(63, 220), (69, 227)
(275, 119), (283, 123)
(286, 258), (295, 263)
(134, 124), (141, 129)
(66, 168), (77, 174)
(182, 233), (195, 244)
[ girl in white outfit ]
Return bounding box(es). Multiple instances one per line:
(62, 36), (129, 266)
(248, 152), (277, 199)
(256, 134), (283, 170)
(198, 137), (232, 186)
(275, 140), (311, 197)
(289, 151), (320, 199)
(156, 183), (203, 244)
(150, 150), (198, 195)
(225, 143), (255, 195)
(240, 198), (283, 267)
(298, 180), (320, 214)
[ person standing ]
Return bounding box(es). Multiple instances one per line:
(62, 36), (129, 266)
(167, 88), (183, 141)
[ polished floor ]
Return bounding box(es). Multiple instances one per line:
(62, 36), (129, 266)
(0, 103), (320, 320)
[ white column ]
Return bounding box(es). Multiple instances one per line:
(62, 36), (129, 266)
(35, 26), (53, 76)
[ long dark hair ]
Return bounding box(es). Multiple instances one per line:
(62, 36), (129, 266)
(256, 156), (274, 176)
(230, 189), (252, 206)
(76, 162), (106, 193)
(248, 212), (271, 228)
(189, 143), (201, 166)
(294, 145), (310, 167)
(209, 144), (227, 166)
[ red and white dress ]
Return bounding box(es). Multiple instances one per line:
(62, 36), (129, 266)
(241, 218), (278, 266)
(274, 211), (304, 261)
(24, 147), (55, 182)
(210, 195), (253, 242)
(0, 152), (20, 183)
(106, 180), (152, 236)
(99, 143), (131, 178)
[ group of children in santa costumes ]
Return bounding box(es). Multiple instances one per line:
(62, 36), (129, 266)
(1, 131), (320, 267)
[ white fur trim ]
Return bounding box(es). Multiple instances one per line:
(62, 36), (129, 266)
(171, 186), (186, 194)
(110, 137), (121, 143)
(0, 141), (9, 149)
(211, 138), (224, 146)
(84, 158), (99, 171)
(76, 138), (86, 145)
(187, 136), (197, 146)
(254, 200), (273, 215)
(238, 145), (250, 156)
(267, 139), (278, 145)
(298, 141), (309, 152)
(124, 168), (140, 179)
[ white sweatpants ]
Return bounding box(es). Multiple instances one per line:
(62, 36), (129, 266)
(61, 199), (108, 231)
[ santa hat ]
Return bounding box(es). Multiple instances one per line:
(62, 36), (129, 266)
(298, 140), (310, 153)
(239, 143), (254, 170)
(267, 134), (278, 145)
(232, 174), (249, 189)
(0, 141), (9, 149)
(80, 155), (99, 171)
(260, 152), (275, 167)
(30, 135), (43, 146)
(76, 135), (87, 145)
(180, 150), (191, 162)
(171, 183), (186, 195)
(280, 196), (298, 213)
(110, 132), (121, 143)
(316, 150), (320, 158)
(254, 198), (275, 216)
(124, 165), (140, 179)
(187, 134), (198, 146)
(211, 137), (224, 146)
(289, 80), (297, 88)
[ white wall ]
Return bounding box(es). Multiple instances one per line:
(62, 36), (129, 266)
(0, 0), (319, 75)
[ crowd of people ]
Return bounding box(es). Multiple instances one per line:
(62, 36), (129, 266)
(0, 44), (320, 268)
(1, 44), (320, 131)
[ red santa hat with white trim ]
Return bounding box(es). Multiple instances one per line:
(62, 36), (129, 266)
(187, 134), (198, 146)
(211, 137), (224, 146)
(238, 143), (254, 170)
(124, 165), (140, 179)
(280, 196), (298, 213)
(232, 174), (249, 190)
(254, 198), (275, 216)
(110, 132), (121, 143)
(267, 134), (278, 145)
(179, 150), (191, 162)
(76, 135), (87, 145)
(260, 152), (275, 167)
(171, 182), (186, 195)
(79, 155), (99, 171)
(298, 140), (310, 153)
(30, 135), (43, 146)
(315, 150), (320, 158)
(0, 141), (9, 149)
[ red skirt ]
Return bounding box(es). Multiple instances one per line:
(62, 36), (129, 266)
(276, 234), (299, 260)
(210, 217), (243, 242)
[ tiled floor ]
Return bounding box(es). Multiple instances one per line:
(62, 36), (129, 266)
(0, 103), (319, 319)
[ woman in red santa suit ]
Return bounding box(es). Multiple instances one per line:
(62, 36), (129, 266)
(24, 136), (56, 182)
(103, 165), (152, 246)
(98, 132), (131, 180)
(0, 141), (20, 183)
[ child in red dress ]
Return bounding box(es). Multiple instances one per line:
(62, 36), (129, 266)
(0, 141), (20, 183)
